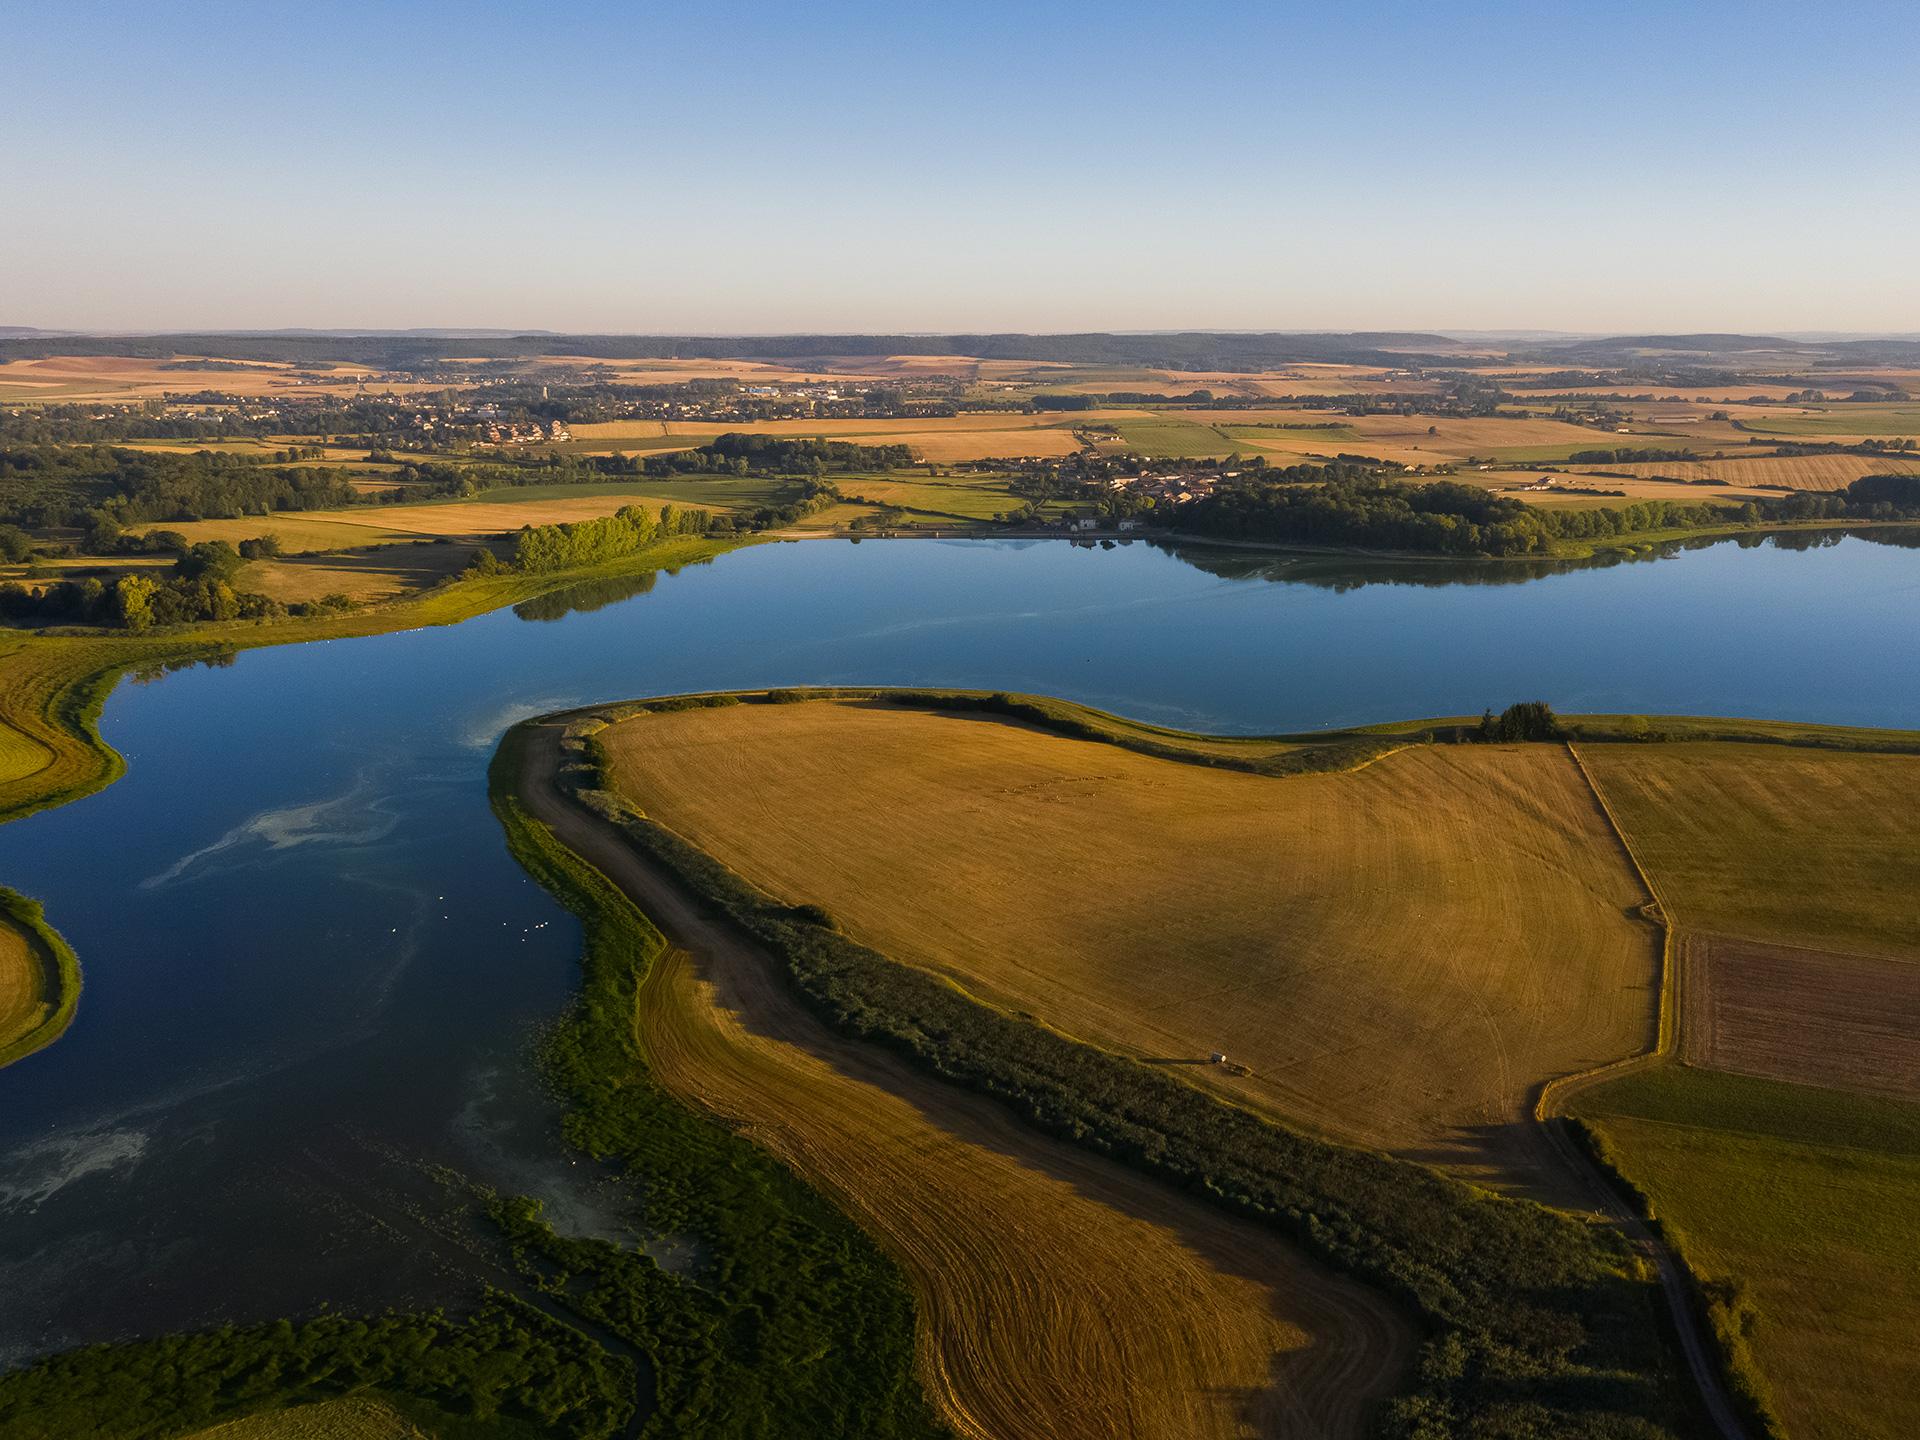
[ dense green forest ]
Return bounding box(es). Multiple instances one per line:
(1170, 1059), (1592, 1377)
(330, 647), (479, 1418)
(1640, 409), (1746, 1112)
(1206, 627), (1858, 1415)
(1158, 474), (1920, 556)
(0, 446), (357, 529)
(641, 434), (913, 475)
(0, 1296), (631, 1440)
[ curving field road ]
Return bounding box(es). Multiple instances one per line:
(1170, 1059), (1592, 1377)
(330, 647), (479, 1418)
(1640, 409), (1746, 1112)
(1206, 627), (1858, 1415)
(521, 721), (1412, 1440)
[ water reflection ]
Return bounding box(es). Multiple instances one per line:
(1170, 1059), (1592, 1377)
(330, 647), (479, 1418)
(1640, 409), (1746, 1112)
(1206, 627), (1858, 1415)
(1159, 525), (1920, 591)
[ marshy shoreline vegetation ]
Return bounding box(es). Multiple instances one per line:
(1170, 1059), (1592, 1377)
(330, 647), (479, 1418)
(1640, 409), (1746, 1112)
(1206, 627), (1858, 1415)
(0, 677), (949, 1440)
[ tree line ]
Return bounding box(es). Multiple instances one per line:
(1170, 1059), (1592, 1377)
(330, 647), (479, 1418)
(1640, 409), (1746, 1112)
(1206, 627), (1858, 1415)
(640, 434), (914, 476)
(1157, 473), (1920, 557)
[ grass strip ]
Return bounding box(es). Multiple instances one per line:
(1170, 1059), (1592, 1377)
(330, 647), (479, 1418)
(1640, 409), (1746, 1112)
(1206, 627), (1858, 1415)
(1564, 1115), (1783, 1439)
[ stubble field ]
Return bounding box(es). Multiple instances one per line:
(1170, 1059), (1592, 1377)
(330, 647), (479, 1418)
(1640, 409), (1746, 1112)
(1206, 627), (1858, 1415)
(637, 942), (1410, 1440)
(600, 698), (1660, 1198)
(0, 914), (47, 1057)
(184, 1396), (430, 1439)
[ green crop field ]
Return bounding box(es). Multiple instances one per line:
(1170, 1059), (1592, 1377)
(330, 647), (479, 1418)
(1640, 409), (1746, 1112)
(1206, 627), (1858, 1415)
(1582, 742), (1920, 959)
(1571, 1065), (1920, 1440)
(1099, 417), (1240, 458)
(1740, 405), (1920, 437)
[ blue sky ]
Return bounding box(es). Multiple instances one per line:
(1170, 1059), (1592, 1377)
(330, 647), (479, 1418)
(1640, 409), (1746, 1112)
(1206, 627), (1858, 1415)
(5, 0), (1918, 333)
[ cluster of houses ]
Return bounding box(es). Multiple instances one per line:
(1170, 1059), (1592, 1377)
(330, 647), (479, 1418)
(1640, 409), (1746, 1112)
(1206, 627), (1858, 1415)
(401, 405), (571, 446)
(476, 418), (570, 445)
(1101, 469), (1225, 505)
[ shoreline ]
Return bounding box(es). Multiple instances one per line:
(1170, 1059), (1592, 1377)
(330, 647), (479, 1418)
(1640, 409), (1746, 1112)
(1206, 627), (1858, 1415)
(768, 515), (1920, 564)
(0, 533), (747, 1073)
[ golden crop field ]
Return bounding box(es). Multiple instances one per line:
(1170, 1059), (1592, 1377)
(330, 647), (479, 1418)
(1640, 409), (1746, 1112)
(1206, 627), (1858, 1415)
(0, 913), (48, 1056)
(0, 355), (450, 401)
(600, 699), (1659, 1197)
(241, 544), (476, 605)
(569, 411), (1102, 462)
(637, 939), (1409, 1440)
(1566, 453), (1920, 490)
(185, 1395), (430, 1439)
(1582, 742), (1920, 960)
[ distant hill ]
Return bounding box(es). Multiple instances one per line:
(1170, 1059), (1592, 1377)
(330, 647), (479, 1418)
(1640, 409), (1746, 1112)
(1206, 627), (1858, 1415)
(0, 330), (1481, 371)
(1539, 332), (1920, 367)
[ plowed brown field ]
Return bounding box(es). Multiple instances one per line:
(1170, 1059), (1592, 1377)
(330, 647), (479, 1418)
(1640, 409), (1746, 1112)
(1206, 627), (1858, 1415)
(1680, 933), (1920, 1100)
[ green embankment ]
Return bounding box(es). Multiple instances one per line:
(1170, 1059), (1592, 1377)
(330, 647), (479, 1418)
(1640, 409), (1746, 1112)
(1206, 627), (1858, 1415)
(0, 886), (81, 1069)
(541, 693), (1701, 1440)
(486, 728), (945, 1439)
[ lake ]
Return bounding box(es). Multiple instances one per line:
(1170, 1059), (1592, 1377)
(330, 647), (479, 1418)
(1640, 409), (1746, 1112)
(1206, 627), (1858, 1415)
(1, 530), (1916, 1361)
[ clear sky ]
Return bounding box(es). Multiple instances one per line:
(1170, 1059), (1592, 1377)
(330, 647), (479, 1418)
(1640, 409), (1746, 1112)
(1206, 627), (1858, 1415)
(6, 0), (1918, 335)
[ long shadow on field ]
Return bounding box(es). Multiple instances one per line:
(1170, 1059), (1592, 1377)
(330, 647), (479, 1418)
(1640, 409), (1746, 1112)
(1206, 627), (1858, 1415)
(1393, 1119), (1576, 1207)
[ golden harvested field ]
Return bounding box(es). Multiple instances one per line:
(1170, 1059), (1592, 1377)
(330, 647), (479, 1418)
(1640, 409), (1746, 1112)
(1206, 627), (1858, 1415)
(577, 355), (889, 385)
(601, 700), (1660, 1196)
(185, 1395), (429, 1439)
(134, 494), (684, 554)
(1520, 383), (1812, 402)
(641, 945), (1407, 1440)
(569, 412), (1101, 462)
(0, 914), (48, 1056)
(1566, 454), (1920, 490)
(1582, 743), (1920, 961)
(0, 355), (445, 401)
(1466, 475), (1773, 508)
(0, 718), (51, 789)
(240, 544), (476, 604)
(520, 729), (1411, 1440)
(1083, 409), (1655, 466)
(1679, 933), (1920, 1100)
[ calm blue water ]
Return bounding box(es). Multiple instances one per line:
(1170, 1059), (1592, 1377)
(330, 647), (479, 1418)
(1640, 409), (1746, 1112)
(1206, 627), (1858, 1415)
(0, 531), (1915, 1358)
